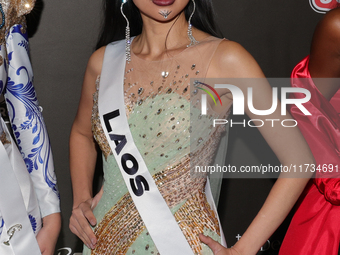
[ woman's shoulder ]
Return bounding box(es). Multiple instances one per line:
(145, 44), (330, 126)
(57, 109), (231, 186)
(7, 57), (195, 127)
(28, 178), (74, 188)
(87, 46), (106, 77)
(196, 34), (251, 64)
(315, 7), (340, 40)
(214, 39), (250, 60)
(322, 7), (340, 25)
(207, 39), (265, 78)
(202, 36), (255, 66)
(88, 39), (127, 76)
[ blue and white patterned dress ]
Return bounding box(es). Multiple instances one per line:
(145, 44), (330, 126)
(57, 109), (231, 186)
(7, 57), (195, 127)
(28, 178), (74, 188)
(0, 1), (59, 253)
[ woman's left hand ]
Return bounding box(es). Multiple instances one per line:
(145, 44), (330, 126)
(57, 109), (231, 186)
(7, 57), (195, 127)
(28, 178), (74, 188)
(199, 234), (241, 255)
(36, 212), (61, 255)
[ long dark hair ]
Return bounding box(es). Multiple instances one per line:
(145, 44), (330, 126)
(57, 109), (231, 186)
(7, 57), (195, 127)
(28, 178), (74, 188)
(95, 0), (223, 49)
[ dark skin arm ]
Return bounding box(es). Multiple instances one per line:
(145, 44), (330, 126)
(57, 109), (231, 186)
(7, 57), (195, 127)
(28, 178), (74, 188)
(309, 7), (340, 100)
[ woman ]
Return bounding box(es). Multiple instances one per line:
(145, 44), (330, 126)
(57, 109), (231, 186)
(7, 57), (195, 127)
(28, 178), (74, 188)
(69, 0), (314, 254)
(279, 7), (340, 255)
(0, 1), (60, 255)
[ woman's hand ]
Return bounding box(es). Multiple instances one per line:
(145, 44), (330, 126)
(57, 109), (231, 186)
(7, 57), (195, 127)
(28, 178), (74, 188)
(36, 212), (61, 255)
(199, 234), (241, 255)
(69, 187), (103, 249)
(69, 47), (105, 249)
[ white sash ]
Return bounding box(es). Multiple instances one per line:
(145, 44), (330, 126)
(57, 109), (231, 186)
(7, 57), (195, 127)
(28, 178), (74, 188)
(0, 125), (41, 254)
(98, 40), (226, 254)
(98, 40), (193, 255)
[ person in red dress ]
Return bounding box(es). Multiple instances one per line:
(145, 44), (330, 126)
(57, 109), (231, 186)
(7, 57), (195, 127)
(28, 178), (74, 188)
(279, 7), (340, 255)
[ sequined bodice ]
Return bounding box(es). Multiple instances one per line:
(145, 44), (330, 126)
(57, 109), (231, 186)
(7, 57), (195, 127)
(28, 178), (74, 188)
(93, 36), (229, 170)
(0, 0), (35, 46)
(90, 36), (230, 255)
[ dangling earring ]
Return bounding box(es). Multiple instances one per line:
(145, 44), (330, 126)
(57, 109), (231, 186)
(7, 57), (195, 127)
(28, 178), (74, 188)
(187, 0), (199, 47)
(0, 3), (5, 30)
(121, 0), (131, 62)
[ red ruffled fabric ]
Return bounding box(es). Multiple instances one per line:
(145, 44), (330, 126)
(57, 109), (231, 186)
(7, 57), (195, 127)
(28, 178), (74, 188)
(279, 56), (340, 255)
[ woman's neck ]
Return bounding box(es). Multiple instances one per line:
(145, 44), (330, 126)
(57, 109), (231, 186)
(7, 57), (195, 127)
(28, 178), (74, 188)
(132, 12), (190, 60)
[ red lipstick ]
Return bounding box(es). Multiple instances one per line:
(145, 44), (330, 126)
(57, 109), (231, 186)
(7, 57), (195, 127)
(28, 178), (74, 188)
(152, 0), (175, 6)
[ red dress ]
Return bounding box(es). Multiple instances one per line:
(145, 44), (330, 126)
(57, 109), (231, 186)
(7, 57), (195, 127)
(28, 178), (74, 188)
(279, 56), (340, 254)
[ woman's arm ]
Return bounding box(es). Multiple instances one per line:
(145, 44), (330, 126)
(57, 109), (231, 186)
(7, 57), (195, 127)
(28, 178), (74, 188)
(309, 8), (340, 99)
(201, 41), (314, 255)
(69, 47), (105, 250)
(4, 24), (61, 255)
(36, 213), (61, 255)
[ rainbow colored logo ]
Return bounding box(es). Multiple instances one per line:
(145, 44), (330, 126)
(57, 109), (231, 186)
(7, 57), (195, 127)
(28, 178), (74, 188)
(195, 81), (223, 107)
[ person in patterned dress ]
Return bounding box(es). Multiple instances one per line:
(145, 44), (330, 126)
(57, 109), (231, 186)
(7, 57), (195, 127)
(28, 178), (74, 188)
(0, 1), (60, 254)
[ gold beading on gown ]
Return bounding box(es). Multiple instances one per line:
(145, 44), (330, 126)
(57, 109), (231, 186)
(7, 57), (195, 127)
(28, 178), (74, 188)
(89, 36), (230, 255)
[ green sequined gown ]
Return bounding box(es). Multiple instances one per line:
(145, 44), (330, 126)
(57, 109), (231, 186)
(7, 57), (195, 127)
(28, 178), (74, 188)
(86, 36), (231, 255)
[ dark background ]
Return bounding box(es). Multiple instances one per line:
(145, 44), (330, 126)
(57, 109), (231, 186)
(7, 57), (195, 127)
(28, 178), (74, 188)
(21, 0), (324, 254)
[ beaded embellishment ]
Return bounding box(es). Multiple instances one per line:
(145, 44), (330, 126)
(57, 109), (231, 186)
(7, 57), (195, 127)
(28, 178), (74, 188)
(0, 0), (35, 48)
(0, 131), (11, 145)
(92, 159), (220, 254)
(0, 4), (5, 30)
(90, 37), (231, 254)
(92, 77), (112, 160)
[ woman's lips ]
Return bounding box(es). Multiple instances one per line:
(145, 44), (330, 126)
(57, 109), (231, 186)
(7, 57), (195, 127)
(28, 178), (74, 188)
(152, 0), (175, 6)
